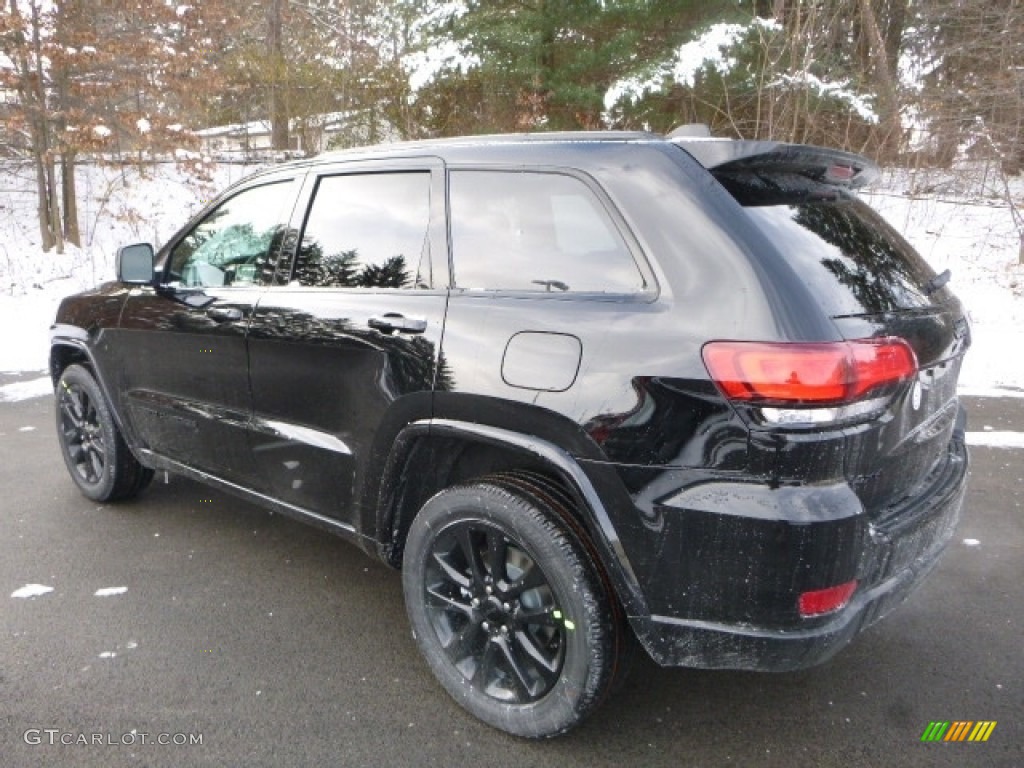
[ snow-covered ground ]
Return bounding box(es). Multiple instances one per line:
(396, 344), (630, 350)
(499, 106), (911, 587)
(0, 160), (260, 376)
(1, 158), (1022, 396)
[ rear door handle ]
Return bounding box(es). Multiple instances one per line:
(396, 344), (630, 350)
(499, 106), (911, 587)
(207, 306), (243, 322)
(368, 313), (427, 334)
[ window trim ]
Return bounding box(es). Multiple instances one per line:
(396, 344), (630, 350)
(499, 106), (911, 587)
(444, 164), (659, 302)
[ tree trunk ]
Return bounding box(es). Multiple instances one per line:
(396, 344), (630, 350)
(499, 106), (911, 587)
(32, 143), (56, 252)
(267, 0), (289, 151)
(857, 0), (902, 159)
(23, 0), (63, 252)
(61, 153), (80, 247)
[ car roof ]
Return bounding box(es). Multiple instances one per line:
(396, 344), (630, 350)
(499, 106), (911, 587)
(251, 131), (662, 174)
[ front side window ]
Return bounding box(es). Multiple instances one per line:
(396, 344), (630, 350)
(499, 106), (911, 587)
(449, 171), (645, 294)
(293, 172), (432, 289)
(167, 181), (294, 288)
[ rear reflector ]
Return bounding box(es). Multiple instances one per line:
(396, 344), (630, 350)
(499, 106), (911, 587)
(799, 580), (858, 617)
(702, 338), (916, 406)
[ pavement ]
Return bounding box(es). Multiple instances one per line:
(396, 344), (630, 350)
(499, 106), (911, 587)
(1, 385), (1020, 767)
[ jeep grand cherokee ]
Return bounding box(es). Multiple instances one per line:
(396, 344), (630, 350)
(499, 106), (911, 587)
(50, 131), (970, 737)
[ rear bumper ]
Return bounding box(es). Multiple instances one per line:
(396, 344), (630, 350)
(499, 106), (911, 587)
(622, 431), (968, 671)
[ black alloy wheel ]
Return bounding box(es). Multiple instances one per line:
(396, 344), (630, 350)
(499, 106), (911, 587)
(423, 519), (565, 702)
(55, 364), (153, 502)
(403, 479), (620, 738)
(58, 375), (107, 485)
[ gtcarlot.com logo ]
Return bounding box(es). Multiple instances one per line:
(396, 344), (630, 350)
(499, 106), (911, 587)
(921, 721), (997, 743)
(24, 729), (203, 747)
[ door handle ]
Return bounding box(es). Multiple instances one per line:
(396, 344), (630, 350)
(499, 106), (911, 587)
(207, 306), (243, 322)
(368, 313), (427, 334)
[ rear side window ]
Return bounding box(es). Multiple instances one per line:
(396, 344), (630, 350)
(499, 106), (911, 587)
(735, 186), (943, 315)
(294, 172), (432, 289)
(449, 170), (645, 294)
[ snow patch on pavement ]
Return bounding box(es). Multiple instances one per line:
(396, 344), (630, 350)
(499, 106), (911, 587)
(11, 584), (54, 598)
(1, 377), (52, 402)
(94, 586), (128, 597)
(965, 431), (1024, 449)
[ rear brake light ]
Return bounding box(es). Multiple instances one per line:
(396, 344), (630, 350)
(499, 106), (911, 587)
(799, 580), (857, 617)
(826, 164), (856, 182)
(702, 338), (916, 406)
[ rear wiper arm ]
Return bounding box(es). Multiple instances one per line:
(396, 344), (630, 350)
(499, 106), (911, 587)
(923, 268), (951, 296)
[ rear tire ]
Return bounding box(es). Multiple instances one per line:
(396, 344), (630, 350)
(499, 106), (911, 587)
(55, 364), (153, 502)
(402, 479), (619, 738)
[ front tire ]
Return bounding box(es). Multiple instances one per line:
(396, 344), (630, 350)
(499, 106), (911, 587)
(402, 480), (619, 738)
(55, 364), (153, 502)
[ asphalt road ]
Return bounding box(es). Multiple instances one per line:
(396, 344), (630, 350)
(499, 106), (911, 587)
(1, 384), (1021, 768)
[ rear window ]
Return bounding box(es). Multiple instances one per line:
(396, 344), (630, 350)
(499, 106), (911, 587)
(723, 175), (944, 316)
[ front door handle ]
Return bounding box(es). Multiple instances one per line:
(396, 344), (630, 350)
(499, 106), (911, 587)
(207, 306), (243, 322)
(368, 313), (427, 334)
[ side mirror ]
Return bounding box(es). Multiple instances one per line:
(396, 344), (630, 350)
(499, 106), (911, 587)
(117, 243), (155, 284)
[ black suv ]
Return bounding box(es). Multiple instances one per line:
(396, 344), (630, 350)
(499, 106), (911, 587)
(50, 131), (969, 738)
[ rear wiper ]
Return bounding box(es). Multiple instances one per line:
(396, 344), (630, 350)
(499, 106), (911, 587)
(532, 279), (569, 292)
(923, 269), (952, 296)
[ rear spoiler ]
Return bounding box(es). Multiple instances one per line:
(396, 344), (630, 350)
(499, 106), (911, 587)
(670, 137), (880, 189)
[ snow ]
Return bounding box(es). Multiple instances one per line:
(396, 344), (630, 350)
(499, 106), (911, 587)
(405, 40), (480, 93)
(137, 118), (152, 134)
(963, 538), (981, 546)
(604, 19), (782, 113)
(94, 586), (128, 597)
(11, 583), (54, 598)
(0, 158), (1021, 396)
(965, 431), (1024, 449)
(0, 160), (259, 374)
(766, 72), (878, 123)
(863, 173), (1024, 393)
(93, 125), (112, 138)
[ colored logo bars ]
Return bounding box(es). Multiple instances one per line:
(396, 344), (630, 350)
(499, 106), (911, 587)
(921, 721), (997, 742)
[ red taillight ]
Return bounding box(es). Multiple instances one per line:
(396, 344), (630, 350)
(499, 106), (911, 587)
(702, 339), (916, 406)
(799, 580), (858, 617)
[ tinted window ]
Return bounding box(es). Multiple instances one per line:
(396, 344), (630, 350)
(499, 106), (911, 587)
(449, 171), (644, 293)
(721, 170), (944, 315)
(293, 172), (432, 289)
(168, 181), (293, 288)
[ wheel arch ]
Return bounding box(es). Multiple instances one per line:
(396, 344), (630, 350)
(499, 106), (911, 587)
(376, 418), (649, 618)
(50, 333), (141, 461)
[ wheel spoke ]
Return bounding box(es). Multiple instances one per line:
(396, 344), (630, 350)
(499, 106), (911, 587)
(68, 388), (86, 421)
(516, 606), (558, 628)
(485, 531), (508, 583)
(431, 551), (470, 590)
(456, 527), (487, 585)
(60, 397), (83, 429)
(425, 585), (474, 619)
(444, 619), (484, 665)
(84, 400), (99, 429)
(495, 635), (537, 699)
(470, 640), (498, 688)
(514, 629), (561, 674)
(87, 446), (104, 480)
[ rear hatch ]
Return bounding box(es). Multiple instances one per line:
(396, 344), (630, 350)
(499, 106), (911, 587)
(677, 138), (970, 513)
